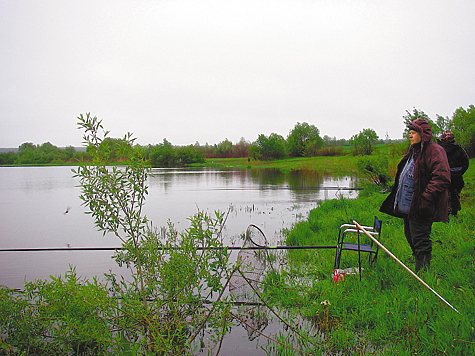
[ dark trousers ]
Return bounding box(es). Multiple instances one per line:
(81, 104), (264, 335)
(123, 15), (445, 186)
(449, 176), (464, 216)
(403, 217), (433, 259)
(448, 187), (462, 216)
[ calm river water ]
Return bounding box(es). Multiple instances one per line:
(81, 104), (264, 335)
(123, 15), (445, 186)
(0, 166), (358, 354)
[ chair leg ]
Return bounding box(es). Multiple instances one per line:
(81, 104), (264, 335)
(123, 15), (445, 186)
(358, 254), (362, 281)
(334, 247), (342, 270)
(356, 235), (361, 281)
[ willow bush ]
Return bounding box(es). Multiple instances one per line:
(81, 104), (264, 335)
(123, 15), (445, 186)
(0, 114), (236, 355)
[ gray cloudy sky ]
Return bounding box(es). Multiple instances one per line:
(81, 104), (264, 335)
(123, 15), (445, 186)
(1, 0), (474, 148)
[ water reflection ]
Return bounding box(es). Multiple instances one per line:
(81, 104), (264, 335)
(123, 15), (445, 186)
(146, 167), (358, 246)
(0, 166), (358, 290)
(0, 166), (360, 355)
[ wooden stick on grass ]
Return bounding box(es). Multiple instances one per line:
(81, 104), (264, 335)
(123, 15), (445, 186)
(351, 218), (460, 314)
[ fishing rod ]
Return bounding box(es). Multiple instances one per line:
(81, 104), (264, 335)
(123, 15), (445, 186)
(0, 245), (337, 252)
(351, 218), (460, 314)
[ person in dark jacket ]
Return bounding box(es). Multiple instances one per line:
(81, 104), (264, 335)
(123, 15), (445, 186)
(438, 130), (470, 216)
(380, 118), (451, 273)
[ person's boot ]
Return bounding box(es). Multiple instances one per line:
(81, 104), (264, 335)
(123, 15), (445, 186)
(415, 253), (431, 274)
(424, 253), (432, 270)
(415, 258), (424, 273)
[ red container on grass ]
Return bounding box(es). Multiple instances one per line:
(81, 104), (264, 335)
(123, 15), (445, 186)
(333, 269), (346, 283)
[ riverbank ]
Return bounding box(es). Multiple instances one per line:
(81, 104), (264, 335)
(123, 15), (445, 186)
(2, 155), (359, 175)
(201, 155), (360, 175)
(265, 158), (475, 354)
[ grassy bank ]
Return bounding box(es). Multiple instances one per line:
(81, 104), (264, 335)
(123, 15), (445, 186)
(3, 156), (358, 174)
(264, 158), (475, 354)
(201, 155), (360, 175)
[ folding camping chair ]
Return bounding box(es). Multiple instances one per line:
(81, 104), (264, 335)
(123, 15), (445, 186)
(333, 217), (382, 280)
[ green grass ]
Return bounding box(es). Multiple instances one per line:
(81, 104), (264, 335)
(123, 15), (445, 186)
(263, 158), (475, 355)
(202, 155), (360, 175)
(7, 154), (363, 176)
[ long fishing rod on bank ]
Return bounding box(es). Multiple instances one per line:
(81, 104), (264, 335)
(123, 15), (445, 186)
(351, 218), (460, 314)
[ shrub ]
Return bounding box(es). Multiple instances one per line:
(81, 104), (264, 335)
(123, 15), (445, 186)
(356, 154), (392, 188)
(0, 114), (236, 355)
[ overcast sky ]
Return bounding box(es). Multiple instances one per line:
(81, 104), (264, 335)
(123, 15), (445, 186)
(1, 0), (474, 148)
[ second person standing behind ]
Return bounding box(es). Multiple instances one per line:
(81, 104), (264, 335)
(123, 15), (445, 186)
(438, 130), (470, 216)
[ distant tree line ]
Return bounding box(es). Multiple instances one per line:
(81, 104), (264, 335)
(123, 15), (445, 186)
(0, 142), (88, 165)
(1, 105), (473, 166)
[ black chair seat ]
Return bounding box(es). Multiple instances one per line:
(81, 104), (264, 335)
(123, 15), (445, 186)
(341, 243), (374, 253)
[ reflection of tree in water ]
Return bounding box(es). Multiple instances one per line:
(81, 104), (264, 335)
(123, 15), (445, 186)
(248, 168), (285, 186)
(249, 168), (328, 191)
(288, 170), (324, 188)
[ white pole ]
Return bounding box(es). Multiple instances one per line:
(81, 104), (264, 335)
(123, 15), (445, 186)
(351, 218), (460, 314)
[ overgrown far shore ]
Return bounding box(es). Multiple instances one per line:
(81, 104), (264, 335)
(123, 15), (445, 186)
(198, 155), (360, 175)
(0, 155), (362, 177)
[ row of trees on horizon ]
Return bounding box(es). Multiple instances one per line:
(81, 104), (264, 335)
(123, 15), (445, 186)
(1, 105), (474, 166)
(0, 124), (394, 166)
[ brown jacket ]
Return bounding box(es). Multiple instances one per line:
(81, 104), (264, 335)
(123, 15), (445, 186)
(380, 118), (451, 222)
